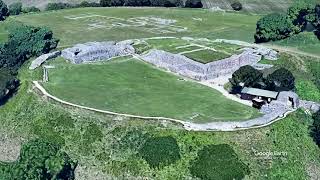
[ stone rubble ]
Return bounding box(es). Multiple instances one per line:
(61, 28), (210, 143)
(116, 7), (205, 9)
(29, 51), (61, 70)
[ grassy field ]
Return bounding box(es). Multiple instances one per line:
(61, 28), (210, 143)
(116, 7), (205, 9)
(184, 49), (230, 63)
(0, 8), (260, 46)
(43, 57), (260, 123)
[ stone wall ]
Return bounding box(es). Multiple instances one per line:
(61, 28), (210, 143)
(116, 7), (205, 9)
(29, 51), (61, 70)
(141, 50), (261, 81)
(61, 41), (135, 64)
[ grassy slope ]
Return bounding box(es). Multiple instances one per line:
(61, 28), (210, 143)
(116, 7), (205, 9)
(1, 64), (319, 179)
(43, 57), (260, 123)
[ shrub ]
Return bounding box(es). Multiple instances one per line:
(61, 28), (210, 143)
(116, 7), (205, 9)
(46, 2), (73, 10)
(111, 0), (125, 6)
(139, 136), (180, 168)
(150, 0), (182, 7)
(0, 139), (77, 179)
(311, 110), (320, 147)
(100, 0), (111, 7)
(254, 13), (295, 43)
(0, 69), (19, 103)
(0, 24), (58, 102)
(190, 144), (250, 180)
(184, 0), (203, 8)
(9, 2), (22, 15)
(287, 2), (316, 33)
(229, 65), (263, 89)
(0, 0), (9, 21)
(231, 1), (242, 11)
(124, 0), (151, 6)
(266, 68), (295, 91)
(22, 6), (41, 13)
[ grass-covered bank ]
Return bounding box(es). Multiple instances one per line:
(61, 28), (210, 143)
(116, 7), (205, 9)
(0, 62), (319, 179)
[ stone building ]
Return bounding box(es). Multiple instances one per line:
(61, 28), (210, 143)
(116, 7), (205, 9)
(61, 41), (135, 64)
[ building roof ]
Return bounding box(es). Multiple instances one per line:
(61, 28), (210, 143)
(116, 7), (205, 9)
(241, 87), (279, 99)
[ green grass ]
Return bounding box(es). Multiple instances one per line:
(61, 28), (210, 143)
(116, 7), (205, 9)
(0, 63), (319, 179)
(184, 49), (231, 63)
(273, 32), (320, 56)
(43, 57), (260, 123)
(0, 7), (260, 47)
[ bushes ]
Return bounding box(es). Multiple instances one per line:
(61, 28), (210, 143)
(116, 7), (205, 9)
(0, 23), (58, 102)
(100, 0), (112, 7)
(0, 139), (77, 180)
(266, 68), (295, 91)
(255, 3), (320, 43)
(231, 1), (242, 11)
(311, 110), (320, 147)
(254, 13), (295, 43)
(22, 6), (40, 13)
(0, 0), (9, 21)
(46, 2), (73, 11)
(229, 65), (263, 90)
(139, 136), (181, 168)
(0, 69), (19, 103)
(185, 0), (203, 8)
(287, 2), (316, 33)
(9, 2), (22, 15)
(190, 144), (250, 180)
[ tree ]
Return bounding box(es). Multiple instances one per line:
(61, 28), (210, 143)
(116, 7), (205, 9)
(230, 65), (263, 89)
(184, 0), (203, 8)
(0, 139), (77, 180)
(0, 0), (9, 21)
(266, 68), (295, 91)
(231, 1), (242, 11)
(123, 0), (151, 6)
(287, 2), (316, 33)
(22, 6), (41, 13)
(0, 23), (58, 102)
(9, 2), (22, 15)
(0, 69), (19, 103)
(111, 0), (124, 6)
(311, 110), (320, 147)
(139, 136), (180, 168)
(100, 0), (111, 7)
(189, 144), (250, 180)
(254, 13), (295, 43)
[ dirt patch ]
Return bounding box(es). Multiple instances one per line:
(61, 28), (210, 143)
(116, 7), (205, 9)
(0, 131), (22, 162)
(307, 161), (320, 180)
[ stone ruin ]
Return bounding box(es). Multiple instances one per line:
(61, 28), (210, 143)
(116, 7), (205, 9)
(141, 50), (261, 81)
(61, 41), (135, 64)
(29, 51), (61, 70)
(243, 47), (278, 60)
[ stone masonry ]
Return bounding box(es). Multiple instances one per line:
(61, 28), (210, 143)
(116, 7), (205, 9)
(61, 41), (135, 64)
(141, 50), (261, 81)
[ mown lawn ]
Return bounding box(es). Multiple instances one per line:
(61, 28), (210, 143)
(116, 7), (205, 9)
(43, 57), (260, 123)
(184, 49), (231, 63)
(1, 7), (260, 47)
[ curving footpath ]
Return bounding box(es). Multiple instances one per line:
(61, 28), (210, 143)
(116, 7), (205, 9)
(32, 81), (296, 132)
